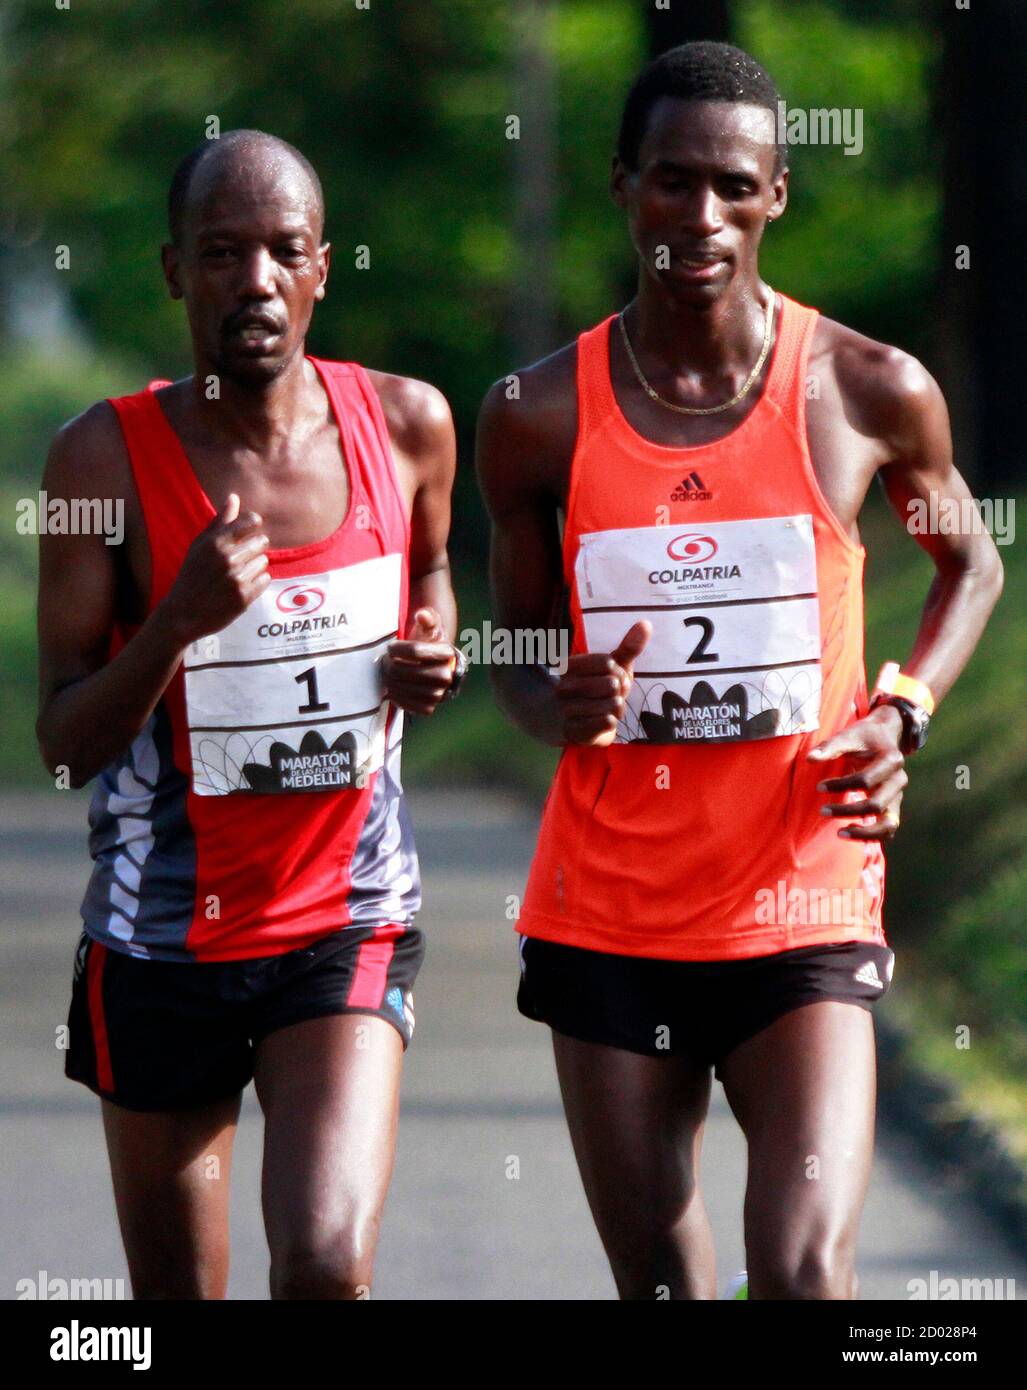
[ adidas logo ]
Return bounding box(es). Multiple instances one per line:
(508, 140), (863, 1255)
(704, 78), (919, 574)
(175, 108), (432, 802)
(670, 471), (713, 501)
(854, 960), (884, 989)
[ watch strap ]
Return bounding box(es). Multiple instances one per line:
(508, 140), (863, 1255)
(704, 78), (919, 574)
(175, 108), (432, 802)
(444, 647), (468, 699)
(871, 661), (935, 716)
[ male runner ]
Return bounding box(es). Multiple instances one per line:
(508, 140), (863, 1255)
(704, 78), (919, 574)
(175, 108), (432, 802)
(37, 130), (461, 1299)
(477, 43), (1002, 1299)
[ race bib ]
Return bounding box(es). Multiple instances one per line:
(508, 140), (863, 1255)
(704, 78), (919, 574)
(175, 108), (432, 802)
(183, 553), (401, 794)
(575, 516), (821, 744)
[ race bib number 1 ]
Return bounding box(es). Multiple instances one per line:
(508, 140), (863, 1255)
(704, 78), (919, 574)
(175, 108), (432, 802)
(183, 552), (401, 794)
(576, 516), (822, 744)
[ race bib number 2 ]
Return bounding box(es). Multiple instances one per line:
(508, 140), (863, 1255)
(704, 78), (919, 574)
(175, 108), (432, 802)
(183, 553), (400, 794)
(576, 516), (822, 744)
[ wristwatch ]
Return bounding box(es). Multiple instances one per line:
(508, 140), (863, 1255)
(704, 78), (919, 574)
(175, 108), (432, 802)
(869, 663), (934, 755)
(443, 646), (468, 700)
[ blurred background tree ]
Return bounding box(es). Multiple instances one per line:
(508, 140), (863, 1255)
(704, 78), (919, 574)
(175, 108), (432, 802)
(647, 0), (730, 52)
(935, 0), (1027, 488)
(2, 0), (947, 515)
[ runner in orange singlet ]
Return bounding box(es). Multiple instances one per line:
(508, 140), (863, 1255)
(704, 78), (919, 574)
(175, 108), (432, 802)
(477, 43), (1002, 1299)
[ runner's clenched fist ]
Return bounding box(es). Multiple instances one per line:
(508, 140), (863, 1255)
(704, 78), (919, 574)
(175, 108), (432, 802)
(382, 606), (460, 715)
(556, 620), (651, 746)
(160, 493), (270, 645)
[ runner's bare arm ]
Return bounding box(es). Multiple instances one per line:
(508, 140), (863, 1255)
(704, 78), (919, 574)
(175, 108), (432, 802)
(476, 361), (647, 746)
(372, 374), (459, 715)
(809, 345), (1004, 839)
(36, 405), (270, 787)
(869, 352), (1003, 703)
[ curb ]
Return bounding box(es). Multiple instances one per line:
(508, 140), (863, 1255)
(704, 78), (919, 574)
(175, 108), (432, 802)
(876, 1015), (1027, 1260)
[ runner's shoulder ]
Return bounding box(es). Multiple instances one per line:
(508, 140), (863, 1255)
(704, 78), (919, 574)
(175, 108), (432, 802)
(364, 369), (455, 467)
(477, 341), (578, 495)
(45, 400), (133, 503)
(811, 315), (945, 451)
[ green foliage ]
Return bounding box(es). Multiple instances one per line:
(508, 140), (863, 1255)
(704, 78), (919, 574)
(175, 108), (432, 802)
(0, 348), (144, 485)
(0, 473), (43, 785)
(1, 0), (645, 561)
(938, 864), (1027, 1066)
(736, 0), (940, 351)
(553, 2), (644, 324)
(858, 494), (1025, 1140)
(862, 499), (1027, 926)
(2, 0), (941, 533)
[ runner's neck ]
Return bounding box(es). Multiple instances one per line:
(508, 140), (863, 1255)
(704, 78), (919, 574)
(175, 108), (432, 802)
(628, 276), (775, 381)
(182, 350), (328, 451)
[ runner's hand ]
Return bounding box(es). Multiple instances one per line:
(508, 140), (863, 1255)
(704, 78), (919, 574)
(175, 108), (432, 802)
(382, 607), (458, 716)
(807, 705), (908, 840)
(556, 620), (651, 746)
(161, 493), (270, 646)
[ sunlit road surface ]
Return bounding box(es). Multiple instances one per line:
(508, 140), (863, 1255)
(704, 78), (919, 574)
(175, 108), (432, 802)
(2, 788), (1024, 1301)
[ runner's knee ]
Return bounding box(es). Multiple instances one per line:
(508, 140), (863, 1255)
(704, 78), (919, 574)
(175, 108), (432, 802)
(269, 1222), (380, 1299)
(598, 1176), (703, 1275)
(751, 1240), (857, 1300)
(598, 1167), (698, 1240)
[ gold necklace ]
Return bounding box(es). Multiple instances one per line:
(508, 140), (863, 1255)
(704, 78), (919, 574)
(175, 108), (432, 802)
(618, 293), (776, 416)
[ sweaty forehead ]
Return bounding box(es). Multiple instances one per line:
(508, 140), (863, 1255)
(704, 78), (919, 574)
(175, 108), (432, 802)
(187, 145), (322, 238)
(640, 98), (777, 171)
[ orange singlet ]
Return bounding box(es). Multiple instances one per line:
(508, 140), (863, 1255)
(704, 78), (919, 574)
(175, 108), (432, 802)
(518, 293), (887, 961)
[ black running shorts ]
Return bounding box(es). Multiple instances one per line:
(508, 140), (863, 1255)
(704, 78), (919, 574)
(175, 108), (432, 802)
(66, 923), (425, 1111)
(517, 936), (893, 1077)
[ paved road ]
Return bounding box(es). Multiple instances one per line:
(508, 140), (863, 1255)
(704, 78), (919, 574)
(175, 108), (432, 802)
(2, 788), (1024, 1300)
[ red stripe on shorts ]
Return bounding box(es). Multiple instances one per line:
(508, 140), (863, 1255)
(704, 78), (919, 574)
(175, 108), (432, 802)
(346, 923), (403, 1009)
(86, 942), (115, 1093)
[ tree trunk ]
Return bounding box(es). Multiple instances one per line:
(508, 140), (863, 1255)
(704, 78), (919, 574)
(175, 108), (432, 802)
(646, 0), (731, 58)
(936, 0), (1027, 489)
(509, 0), (558, 365)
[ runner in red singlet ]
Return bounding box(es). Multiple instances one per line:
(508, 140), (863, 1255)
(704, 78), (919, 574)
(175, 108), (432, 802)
(37, 131), (461, 1298)
(477, 44), (1002, 1299)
